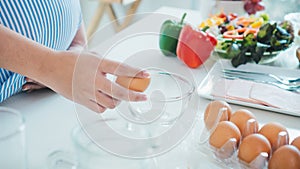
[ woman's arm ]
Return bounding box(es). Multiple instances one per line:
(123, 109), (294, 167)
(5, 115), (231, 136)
(0, 25), (148, 113)
(0, 25), (57, 80)
(22, 23), (88, 91)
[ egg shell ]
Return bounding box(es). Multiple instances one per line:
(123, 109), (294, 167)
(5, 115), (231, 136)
(230, 109), (259, 137)
(116, 76), (151, 92)
(209, 121), (241, 149)
(204, 100), (232, 130)
(291, 136), (300, 151)
(238, 134), (271, 164)
(268, 145), (300, 169)
(258, 122), (289, 151)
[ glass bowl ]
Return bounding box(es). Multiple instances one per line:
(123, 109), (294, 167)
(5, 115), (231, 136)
(128, 69), (195, 126)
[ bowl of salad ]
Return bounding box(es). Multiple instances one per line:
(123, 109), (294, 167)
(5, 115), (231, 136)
(199, 13), (294, 67)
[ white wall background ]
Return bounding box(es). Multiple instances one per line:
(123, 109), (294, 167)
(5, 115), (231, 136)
(80, 0), (196, 27)
(79, 0), (200, 47)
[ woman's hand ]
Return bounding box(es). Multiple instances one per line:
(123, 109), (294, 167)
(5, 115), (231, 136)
(1, 25), (147, 113)
(48, 51), (149, 113)
(22, 78), (46, 92)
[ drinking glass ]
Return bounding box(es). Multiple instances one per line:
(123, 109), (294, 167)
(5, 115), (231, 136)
(47, 122), (154, 169)
(0, 107), (26, 169)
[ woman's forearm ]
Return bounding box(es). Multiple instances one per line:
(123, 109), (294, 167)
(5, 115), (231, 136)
(21, 23), (88, 92)
(1, 25), (53, 78)
(0, 25), (76, 93)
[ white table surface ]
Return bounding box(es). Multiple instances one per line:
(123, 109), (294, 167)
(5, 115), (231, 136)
(1, 6), (300, 169)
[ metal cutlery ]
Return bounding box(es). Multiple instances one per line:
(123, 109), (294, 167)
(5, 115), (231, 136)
(223, 69), (300, 86)
(222, 73), (300, 93)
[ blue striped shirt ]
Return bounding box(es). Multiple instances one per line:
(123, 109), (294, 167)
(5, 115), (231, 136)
(0, 0), (82, 102)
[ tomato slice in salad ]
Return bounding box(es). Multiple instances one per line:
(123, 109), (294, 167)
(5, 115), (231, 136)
(223, 28), (258, 39)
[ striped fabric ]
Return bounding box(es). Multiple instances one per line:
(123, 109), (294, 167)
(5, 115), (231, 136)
(0, 0), (82, 102)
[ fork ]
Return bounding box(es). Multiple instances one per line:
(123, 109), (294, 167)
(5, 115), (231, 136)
(222, 74), (300, 93)
(223, 69), (300, 86)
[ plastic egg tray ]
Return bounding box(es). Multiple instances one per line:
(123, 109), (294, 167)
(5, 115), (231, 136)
(196, 106), (291, 169)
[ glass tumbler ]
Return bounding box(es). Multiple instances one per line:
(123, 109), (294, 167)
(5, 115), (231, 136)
(0, 107), (26, 169)
(47, 122), (155, 169)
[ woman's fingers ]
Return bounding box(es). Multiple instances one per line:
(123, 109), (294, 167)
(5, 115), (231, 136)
(69, 53), (150, 114)
(85, 93), (120, 113)
(95, 91), (121, 109)
(22, 83), (46, 92)
(89, 99), (107, 113)
(99, 59), (150, 78)
(96, 76), (147, 102)
(25, 77), (35, 83)
(24, 77), (46, 92)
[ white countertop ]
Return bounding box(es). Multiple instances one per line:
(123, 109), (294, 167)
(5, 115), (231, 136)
(1, 6), (299, 169)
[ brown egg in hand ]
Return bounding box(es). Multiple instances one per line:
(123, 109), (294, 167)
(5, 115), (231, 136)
(204, 100), (232, 130)
(268, 145), (300, 169)
(238, 134), (271, 164)
(230, 109), (259, 137)
(116, 76), (151, 92)
(259, 122), (289, 151)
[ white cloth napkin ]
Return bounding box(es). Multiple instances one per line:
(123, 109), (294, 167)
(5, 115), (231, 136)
(211, 78), (300, 113)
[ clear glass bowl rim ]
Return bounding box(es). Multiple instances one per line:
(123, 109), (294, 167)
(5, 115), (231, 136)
(143, 68), (195, 102)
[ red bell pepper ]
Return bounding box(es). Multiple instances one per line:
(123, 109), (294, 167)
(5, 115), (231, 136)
(176, 25), (217, 68)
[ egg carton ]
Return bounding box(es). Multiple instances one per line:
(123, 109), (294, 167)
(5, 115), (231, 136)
(197, 138), (269, 169)
(196, 107), (290, 169)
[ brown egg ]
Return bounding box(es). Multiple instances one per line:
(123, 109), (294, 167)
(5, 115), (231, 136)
(230, 109), (259, 137)
(238, 134), (271, 164)
(259, 122), (289, 151)
(204, 100), (232, 130)
(268, 145), (300, 169)
(209, 121), (241, 150)
(116, 76), (150, 92)
(291, 136), (300, 150)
